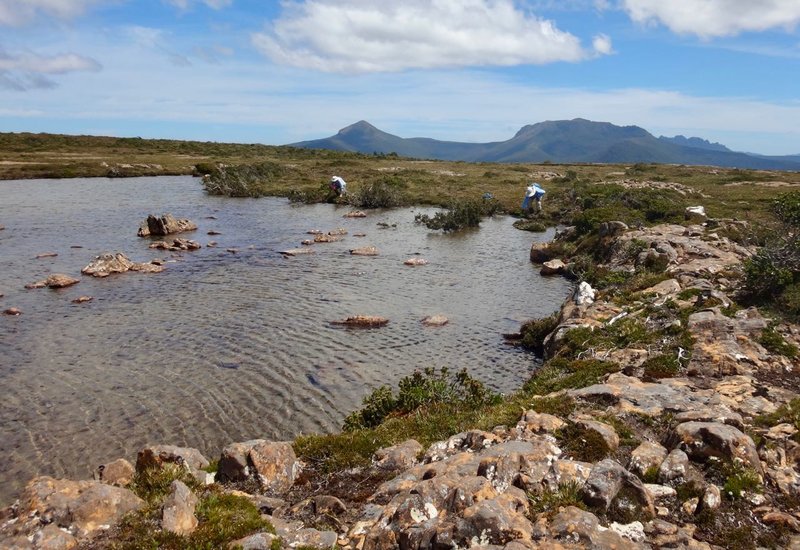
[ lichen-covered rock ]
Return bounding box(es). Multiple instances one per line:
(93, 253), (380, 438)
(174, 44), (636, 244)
(162, 480), (198, 535)
(373, 440), (423, 471)
(248, 441), (300, 493)
(18, 476), (144, 538)
(81, 252), (164, 277)
(549, 506), (646, 549)
(629, 441), (667, 478)
(228, 532), (278, 550)
(658, 449), (690, 483)
(136, 445), (209, 474)
(667, 421), (762, 473)
(95, 458), (135, 487)
(571, 417), (619, 451)
(218, 439), (299, 493)
(517, 410), (566, 435)
(581, 459), (655, 520)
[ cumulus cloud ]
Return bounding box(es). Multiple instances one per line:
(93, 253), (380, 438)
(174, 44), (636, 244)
(251, 0), (610, 73)
(0, 48), (101, 90)
(0, 0), (104, 26)
(622, 0), (800, 38)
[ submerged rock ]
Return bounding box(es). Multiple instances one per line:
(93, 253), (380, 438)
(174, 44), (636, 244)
(350, 246), (378, 256)
(421, 315), (448, 326)
(404, 258), (428, 266)
(149, 238), (201, 251)
(137, 213), (197, 237)
(280, 248), (315, 256)
(3, 307), (21, 315)
(331, 315), (389, 328)
(344, 210), (367, 218)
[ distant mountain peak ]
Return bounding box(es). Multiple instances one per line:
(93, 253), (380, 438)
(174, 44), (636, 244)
(289, 119), (800, 170)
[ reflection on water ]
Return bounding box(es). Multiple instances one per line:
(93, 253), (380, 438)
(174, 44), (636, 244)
(0, 176), (571, 503)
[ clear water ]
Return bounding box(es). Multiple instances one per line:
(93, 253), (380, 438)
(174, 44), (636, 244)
(0, 176), (570, 503)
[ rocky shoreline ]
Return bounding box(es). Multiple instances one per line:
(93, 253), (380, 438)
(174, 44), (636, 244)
(2, 214), (799, 549)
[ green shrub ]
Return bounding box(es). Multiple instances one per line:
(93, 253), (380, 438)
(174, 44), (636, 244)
(523, 358), (620, 395)
(202, 162), (286, 197)
(517, 313), (560, 354)
(758, 324), (798, 358)
(415, 199), (486, 232)
(556, 423), (611, 462)
(343, 367), (500, 430)
(348, 176), (408, 208)
(641, 353), (680, 379)
(513, 219), (547, 232)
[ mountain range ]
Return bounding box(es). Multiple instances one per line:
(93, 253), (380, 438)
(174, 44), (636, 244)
(290, 119), (800, 171)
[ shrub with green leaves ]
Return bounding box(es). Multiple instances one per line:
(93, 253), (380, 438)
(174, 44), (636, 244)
(415, 198), (495, 232)
(343, 367), (500, 430)
(743, 191), (800, 317)
(517, 313), (559, 355)
(348, 176), (409, 208)
(202, 161), (286, 197)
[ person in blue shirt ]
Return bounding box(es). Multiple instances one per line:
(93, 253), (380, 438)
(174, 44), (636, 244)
(522, 182), (545, 213)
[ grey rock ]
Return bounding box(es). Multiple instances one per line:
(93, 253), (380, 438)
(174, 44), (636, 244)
(374, 439), (423, 471)
(667, 421), (762, 473)
(162, 480), (198, 536)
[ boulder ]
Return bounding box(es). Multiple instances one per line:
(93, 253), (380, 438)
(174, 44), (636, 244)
(629, 441), (667, 478)
(667, 421), (762, 473)
(81, 252), (164, 277)
(3, 307), (21, 315)
(218, 440), (299, 493)
(136, 445), (210, 479)
(529, 242), (552, 263)
(18, 476), (144, 538)
(344, 210), (367, 218)
(249, 441), (300, 493)
(314, 233), (341, 243)
(581, 459), (655, 519)
(540, 259), (566, 276)
(137, 213), (197, 237)
(45, 274), (79, 289)
(95, 458), (135, 487)
(72, 295), (93, 304)
(162, 480), (198, 536)
(657, 449), (690, 483)
(549, 506), (645, 549)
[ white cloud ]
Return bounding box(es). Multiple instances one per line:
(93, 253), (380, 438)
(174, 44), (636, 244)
(251, 0), (607, 73)
(166, 0), (233, 9)
(592, 33), (613, 55)
(622, 0), (800, 38)
(0, 48), (100, 90)
(0, 0), (104, 26)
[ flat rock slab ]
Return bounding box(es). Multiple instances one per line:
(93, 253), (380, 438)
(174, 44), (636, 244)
(280, 248), (315, 256)
(45, 274), (80, 288)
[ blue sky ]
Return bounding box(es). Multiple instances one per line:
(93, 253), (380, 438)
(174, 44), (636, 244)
(1, 0), (799, 155)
